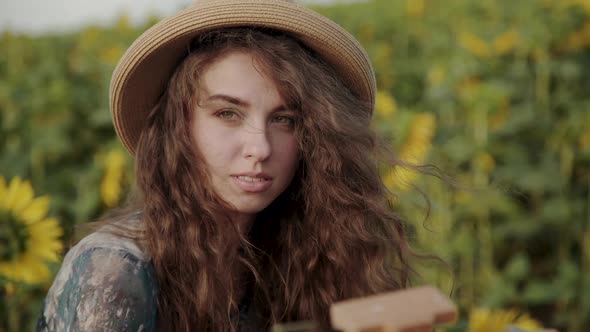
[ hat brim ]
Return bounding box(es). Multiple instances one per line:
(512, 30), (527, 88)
(110, 0), (375, 155)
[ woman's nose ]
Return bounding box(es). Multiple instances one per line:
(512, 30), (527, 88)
(242, 125), (272, 161)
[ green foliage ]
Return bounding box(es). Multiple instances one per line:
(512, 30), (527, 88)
(1, 0), (589, 330)
(314, 0), (590, 330)
(0, 18), (141, 331)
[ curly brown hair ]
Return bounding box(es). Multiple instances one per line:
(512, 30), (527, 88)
(106, 28), (416, 331)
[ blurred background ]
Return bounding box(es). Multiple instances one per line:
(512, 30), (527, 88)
(1, 0), (589, 331)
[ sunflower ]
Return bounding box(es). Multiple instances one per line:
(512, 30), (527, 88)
(459, 31), (491, 58)
(375, 90), (397, 119)
(385, 112), (437, 191)
(492, 30), (520, 56)
(100, 149), (128, 208)
(469, 308), (543, 332)
(0, 176), (63, 285)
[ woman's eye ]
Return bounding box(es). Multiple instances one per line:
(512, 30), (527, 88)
(273, 115), (296, 127)
(216, 110), (239, 121)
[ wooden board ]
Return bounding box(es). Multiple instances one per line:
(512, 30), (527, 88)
(330, 285), (457, 332)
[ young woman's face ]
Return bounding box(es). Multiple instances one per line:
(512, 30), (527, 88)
(191, 51), (300, 223)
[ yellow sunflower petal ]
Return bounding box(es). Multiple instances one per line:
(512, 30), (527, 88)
(4, 282), (16, 296)
(11, 181), (35, 213)
(388, 113), (436, 191)
(29, 242), (62, 261)
(468, 308), (544, 332)
(29, 218), (62, 237)
(0, 259), (20, 280)
(459, 31), (491, 58)
(469, 308), (490, 331)
(375, 91), (397, 118)
(1, 176), (22, 210)
(28, 217), (63, 261)
(30, 241), (62, 262)
(13, 253), (48, 284)
(24, 258), (51, 283)
(19, 196), (50, 224)
(3, 177), (34, 211)
(0, 176), (6, 199)
(514, 312), (543, 329)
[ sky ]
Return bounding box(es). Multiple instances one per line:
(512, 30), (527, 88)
(0, 0), (360, 34)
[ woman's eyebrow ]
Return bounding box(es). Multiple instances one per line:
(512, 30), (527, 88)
(205, 93), (292, 112)
(206, 94), (250, 107)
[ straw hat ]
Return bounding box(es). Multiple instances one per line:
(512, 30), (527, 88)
(110, 0), (376, 155)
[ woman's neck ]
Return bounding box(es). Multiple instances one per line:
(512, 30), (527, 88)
(232, 212), (256, 236)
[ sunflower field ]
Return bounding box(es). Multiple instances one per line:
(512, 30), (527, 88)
(1, 0), (589, 331)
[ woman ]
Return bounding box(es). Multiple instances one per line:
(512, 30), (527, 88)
(38, 1), (415, 331)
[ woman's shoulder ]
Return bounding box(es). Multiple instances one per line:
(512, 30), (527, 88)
(37, 218), (158, 332)
(70, 219), (148, 262)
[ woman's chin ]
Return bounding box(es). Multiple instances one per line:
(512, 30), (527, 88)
(229, 200), (273, 217)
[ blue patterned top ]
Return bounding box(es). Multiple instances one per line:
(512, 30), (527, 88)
(36, 224), (263, 331)
(36, 226), (159, 332)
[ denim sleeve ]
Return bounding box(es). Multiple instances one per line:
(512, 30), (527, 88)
(36, 247), (158, 332)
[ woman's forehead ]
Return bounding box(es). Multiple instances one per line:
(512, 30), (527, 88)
(196, 52), (286, 109)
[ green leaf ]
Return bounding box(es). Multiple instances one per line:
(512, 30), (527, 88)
(504, 254), (530, 282)
(523, 280), (559, 304)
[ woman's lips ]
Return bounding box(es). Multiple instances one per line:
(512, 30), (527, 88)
(231, 174), (273, 193)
